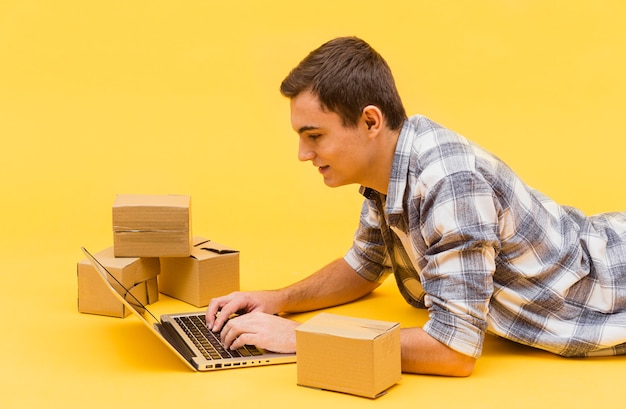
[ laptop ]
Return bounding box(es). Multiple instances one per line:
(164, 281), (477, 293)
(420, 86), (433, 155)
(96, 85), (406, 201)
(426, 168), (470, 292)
(81, 247), (297, 371)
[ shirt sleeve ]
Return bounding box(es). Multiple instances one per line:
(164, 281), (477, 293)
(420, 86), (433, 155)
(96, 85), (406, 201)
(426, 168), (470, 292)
(417, 171), (501, 358)
(344, 199), (393, 283)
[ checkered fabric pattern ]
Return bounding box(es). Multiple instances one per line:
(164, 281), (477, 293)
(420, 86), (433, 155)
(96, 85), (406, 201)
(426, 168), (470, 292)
(345, 115), (626, 358)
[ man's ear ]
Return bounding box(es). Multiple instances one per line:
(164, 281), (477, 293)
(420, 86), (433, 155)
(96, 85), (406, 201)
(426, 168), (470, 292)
(362, 105), (383, 132)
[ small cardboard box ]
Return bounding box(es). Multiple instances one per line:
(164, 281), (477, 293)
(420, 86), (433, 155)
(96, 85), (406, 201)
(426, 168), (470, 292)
(112, 194), (191, 257)
(77, 247), (160, 318)
(159, 237), (239, 307)
(296, 313), (401, 398)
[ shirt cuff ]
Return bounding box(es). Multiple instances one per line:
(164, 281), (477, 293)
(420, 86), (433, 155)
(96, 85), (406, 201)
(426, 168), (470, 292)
(423, 311), (485, 358)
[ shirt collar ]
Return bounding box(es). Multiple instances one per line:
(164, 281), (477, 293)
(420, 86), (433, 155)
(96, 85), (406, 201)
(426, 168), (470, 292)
(359, 117), (417, 216)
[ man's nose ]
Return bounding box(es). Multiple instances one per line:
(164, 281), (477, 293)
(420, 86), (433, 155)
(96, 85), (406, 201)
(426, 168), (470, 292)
(298, 139), (315, 162)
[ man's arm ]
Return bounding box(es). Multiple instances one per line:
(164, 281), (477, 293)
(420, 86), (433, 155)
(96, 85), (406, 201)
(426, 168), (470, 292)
(274, 257), (381, 313)
(206, 258), (380, 331)
(400, 327), (476, 377)
(217, 313), (477, 376)
(209, 259), (477, 376)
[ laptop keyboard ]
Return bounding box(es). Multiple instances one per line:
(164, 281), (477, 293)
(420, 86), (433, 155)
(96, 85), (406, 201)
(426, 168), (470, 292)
(174, 314), (263, 360)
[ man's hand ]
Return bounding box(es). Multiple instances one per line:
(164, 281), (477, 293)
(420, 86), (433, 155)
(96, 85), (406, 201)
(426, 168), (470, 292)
(207, 259), (377, 332)
(206, 290), (281, 332)
(219, 312), (299, 353)
(205, 259), (378, 354)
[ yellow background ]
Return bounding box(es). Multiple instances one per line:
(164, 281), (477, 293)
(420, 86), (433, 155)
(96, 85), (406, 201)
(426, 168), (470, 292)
(2, 1), (626, 408)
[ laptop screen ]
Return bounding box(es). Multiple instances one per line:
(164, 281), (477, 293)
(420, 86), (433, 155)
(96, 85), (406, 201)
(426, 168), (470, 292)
(81, 247), (161, 326)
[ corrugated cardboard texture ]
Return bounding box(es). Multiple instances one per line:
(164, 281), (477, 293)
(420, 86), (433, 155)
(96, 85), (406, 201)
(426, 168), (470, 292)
(296, 313), (401, 398)
(159, 236), (239, 307)
(77, 247), (160, 318)
(112, 194), (191, 257)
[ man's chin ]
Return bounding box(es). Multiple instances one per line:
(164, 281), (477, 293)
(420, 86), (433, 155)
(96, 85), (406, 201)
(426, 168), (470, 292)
(322, 178), (351, 188)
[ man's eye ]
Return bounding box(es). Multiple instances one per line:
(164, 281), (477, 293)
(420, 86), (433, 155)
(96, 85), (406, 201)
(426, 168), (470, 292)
(308, 134), (321, 140)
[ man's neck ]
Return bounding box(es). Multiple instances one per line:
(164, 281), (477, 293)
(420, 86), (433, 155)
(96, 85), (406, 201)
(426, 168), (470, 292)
(363, 127), (401, 194)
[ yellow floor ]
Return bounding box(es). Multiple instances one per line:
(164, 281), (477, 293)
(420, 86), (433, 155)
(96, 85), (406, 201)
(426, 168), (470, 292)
(3, 2), (626, 408)
(2, 247), (625, 409)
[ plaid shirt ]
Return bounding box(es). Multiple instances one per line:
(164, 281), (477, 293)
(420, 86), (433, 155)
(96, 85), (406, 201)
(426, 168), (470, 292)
(345, 115), (626, 358)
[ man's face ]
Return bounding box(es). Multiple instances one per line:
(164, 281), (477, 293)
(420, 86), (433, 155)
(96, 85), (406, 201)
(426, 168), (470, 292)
(290, 91), (373, 188)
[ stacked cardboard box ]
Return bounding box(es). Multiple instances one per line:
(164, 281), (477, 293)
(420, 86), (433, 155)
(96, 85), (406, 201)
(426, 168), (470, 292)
(112, 194), (192, 257)
(77, 247), (160, 318)
(78, 194), (240, 317)
(160, 236), (239, 307)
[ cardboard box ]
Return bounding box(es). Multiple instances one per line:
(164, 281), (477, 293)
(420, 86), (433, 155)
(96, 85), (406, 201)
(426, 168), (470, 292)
(159, 237), (239, 307)
(77, 247), (160, 318)
(296, 313), (401, 398)
(112, 194), (191, 257)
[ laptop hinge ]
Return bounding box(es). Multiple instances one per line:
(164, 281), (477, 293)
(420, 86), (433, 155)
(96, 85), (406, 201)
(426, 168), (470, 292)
(157, 321), (198, 365)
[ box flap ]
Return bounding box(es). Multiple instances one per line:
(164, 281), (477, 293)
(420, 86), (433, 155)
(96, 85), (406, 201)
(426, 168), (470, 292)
(90, 247), (138, 268)
(297, 313), (399, 340)
(190, 236), (239, 260)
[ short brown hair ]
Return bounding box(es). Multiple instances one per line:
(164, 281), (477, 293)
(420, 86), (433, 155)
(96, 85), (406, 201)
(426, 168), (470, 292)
(280, 37), (407, 130)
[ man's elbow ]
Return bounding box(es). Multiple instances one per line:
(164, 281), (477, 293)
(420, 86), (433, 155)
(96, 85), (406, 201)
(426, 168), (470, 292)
(448, 355), (476, 377)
